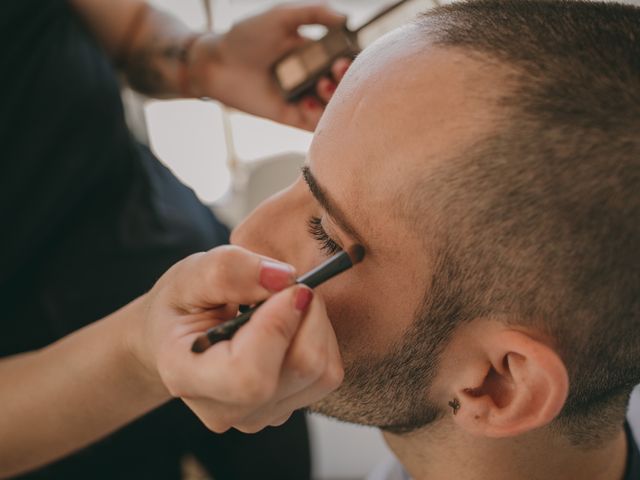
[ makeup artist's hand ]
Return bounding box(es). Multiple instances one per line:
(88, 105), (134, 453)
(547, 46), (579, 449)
(133, 246), (344, 433)
(189, 4), (352, 131)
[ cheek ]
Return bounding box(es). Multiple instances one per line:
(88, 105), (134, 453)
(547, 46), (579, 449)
(317, 262), (423, 364)
(318, 272), (417, 363)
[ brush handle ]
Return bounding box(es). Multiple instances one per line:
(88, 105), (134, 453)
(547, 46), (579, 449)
(296, 250), (353, 288)
(191, 303), (261, 352)
(191, 250), (356, 353)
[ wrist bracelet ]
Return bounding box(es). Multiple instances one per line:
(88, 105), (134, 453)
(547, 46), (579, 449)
(177, 33), (203, 98)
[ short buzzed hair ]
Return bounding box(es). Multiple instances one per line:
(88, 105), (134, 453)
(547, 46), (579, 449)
(414, 0), (640, 445)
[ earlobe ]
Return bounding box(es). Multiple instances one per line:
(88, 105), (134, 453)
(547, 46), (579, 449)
(450, 329), (569, 438)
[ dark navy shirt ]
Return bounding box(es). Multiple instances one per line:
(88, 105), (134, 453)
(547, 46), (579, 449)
(0, 0), (229, 356)
(625, 423), (640, 480)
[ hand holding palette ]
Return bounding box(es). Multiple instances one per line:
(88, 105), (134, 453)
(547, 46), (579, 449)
(273, 0), (440, 102)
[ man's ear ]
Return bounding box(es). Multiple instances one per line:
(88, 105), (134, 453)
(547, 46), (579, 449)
(448, 325), (569, 438)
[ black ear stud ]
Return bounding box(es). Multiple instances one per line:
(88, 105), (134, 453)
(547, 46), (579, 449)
(448, 398), (461, 415)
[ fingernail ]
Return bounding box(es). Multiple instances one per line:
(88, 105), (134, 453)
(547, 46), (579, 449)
(295, 287), (314, 312)
(260, 261), (295, 292)
(338, 61), (350, 77)
(305, 98), (319, 110)
(326, 82), (336, 95)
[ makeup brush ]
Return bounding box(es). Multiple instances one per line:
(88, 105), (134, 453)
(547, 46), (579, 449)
(191, 245), (365, 353)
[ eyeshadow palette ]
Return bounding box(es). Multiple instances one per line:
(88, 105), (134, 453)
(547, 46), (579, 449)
(273, 0), (441, 102)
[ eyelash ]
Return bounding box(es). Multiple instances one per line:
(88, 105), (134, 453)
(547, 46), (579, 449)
(307, 216), (342, 255)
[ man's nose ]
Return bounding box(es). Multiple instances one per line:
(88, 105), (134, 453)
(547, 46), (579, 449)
(230, 195), (288, 259)
(229, 212), (259, 249)
(231, 180), (307, 260)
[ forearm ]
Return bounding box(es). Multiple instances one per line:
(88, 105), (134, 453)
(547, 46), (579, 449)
(69, 0), (214, 97)
(118, 5), (202, 97)
(0, 296), (170, 477)
(69, 1), (345, 129)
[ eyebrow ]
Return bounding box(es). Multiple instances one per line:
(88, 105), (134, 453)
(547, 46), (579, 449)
(301, 166), (366, 246)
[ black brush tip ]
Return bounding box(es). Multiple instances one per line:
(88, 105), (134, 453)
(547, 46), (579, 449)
(347, 244), (365, 265)
(191, 335), (211, 353)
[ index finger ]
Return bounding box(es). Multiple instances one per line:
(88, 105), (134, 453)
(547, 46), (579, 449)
(172, 246), (296, 309)
(194, 285), (313, 405)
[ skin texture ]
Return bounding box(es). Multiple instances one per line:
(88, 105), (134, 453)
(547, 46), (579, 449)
(3, 1), (348, 476)
(231, 26), (629, 480)
(69, 0), (350, 130)
(233, 26), (496, 429)
(0, 246), (344, 477)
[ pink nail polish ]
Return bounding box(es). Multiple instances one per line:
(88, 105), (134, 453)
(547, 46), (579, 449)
(295, 288), (313, 312)
(305, 98), (318, 110)
(260, 261), (294, 292)
(333, 58), (349, 75)
(326, 82), (336, 95)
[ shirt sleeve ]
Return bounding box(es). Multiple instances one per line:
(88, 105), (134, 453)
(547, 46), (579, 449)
(0, 0), (131, 287)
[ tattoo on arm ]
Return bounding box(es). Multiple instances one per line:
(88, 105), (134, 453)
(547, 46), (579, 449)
(124, 39), (189, 96)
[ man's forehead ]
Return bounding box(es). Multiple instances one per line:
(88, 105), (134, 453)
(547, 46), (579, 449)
(310, 35), (497, 221)
(319, 33), (497, 153)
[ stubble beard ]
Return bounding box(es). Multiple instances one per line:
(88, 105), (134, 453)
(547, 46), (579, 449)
(310, 315), (450, 434)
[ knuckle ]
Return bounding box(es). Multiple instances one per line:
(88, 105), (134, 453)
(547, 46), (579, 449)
(201, 416), (232, 434)
(163, 377), (187, 399)
(230, 366), (276, 405)
(271, 412), (293, 427)
(206, 246), (243, 286)
(158, 364), (189, 399)
(291, 346), (327, 380)
(234, 421), (266, 434)
(323, 359), (345, 390)
(209, 245), (244, 265)
(262, 314), (297, 343)
(163, 252), (202, 284)
(182, 251), (205, 267)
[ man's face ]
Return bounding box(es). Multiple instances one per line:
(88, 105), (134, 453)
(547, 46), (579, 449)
(232, 28), (494, 431)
